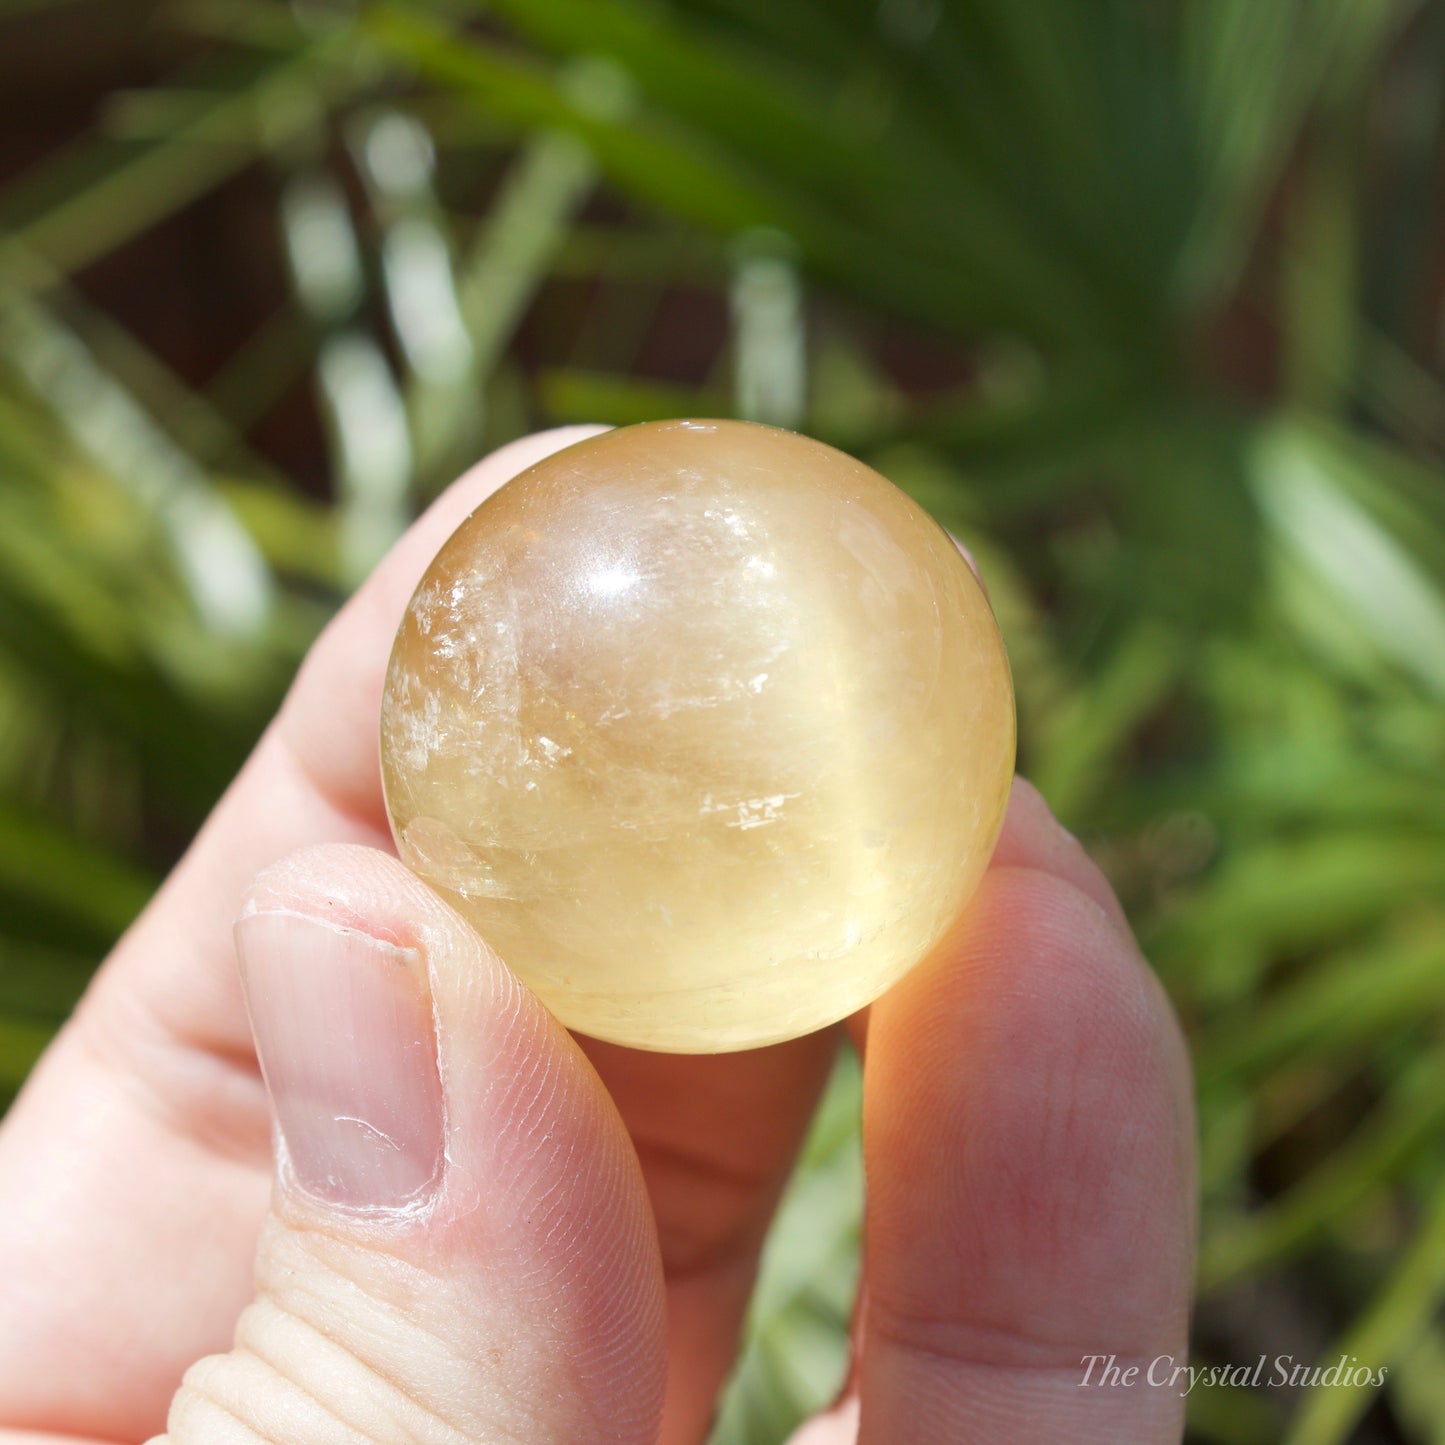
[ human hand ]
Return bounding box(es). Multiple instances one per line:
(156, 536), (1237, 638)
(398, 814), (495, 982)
(0, 429), (1196, 1444)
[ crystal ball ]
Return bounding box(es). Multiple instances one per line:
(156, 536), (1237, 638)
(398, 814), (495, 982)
(381, 420), (1015, 1052)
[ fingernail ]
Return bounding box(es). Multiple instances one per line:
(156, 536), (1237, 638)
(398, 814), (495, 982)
(236, 910), (444, 1211)
(946, 529), (989, 597)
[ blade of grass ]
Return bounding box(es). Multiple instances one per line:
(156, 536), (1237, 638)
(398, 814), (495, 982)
(1200, 1046), (1445, 1290)
(0, 30), (370, 294)
(480, 0), (1113, 337)
(1390, 1326), (1445, 1445)
(710, 1050), (861, 1445)
(0, 292), (273, 637)
(1193, 931), (1445, 1093)
(1150, 836), (1445, 989)
(1030, 622), (1180, 822)
(1253, 419), (1445, 698)
(7, 241), (291, 486)
(730, 234), (806, 427)
(0, 801), (155, 940)
(1282, 1165), (1445, 1445)
(1179, 0), (1418, 308)
(1279, 88), (1361, 412)
(454, 127), (596, 388)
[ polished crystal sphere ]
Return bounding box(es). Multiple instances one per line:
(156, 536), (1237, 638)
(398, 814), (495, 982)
(381, 420), (1015, 1052)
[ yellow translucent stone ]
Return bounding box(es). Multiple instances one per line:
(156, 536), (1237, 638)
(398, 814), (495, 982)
(381, 420), (1015, 1052)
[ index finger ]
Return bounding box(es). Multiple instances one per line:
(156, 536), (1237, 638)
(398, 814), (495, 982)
(855, 784), (1196, 1442)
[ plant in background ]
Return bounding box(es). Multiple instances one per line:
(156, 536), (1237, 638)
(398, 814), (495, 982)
(0, 2), (1440, 1441)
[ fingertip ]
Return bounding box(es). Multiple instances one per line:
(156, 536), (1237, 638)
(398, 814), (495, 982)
(857, 865), (1194, 1439)
(990, 777), (1130, 932)
(238, 842), (412, 925)
(869, 866), (1192, 1303)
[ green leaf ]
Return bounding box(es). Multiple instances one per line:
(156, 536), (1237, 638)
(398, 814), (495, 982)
(1201, 1046), (1445, 1290)
(365, 5), (1118, 345)
(1282, 1167), (1445, 1445)
(0, 802), (154, 943)
(0, 32), (369, 290)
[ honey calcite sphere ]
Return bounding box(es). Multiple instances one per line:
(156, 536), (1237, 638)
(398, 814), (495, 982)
(381, 420), (1014, 1052)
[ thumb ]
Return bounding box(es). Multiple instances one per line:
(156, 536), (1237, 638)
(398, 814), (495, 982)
(156, 844), (666, 1445)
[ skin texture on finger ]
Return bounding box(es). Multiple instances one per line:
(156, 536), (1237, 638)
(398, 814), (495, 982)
(0, 428), (605, 1438)
(854, 837), (1196, 1443)
(161, 844), (665, 1445)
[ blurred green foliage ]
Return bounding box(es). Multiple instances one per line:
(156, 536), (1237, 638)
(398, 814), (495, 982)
(0, 1), (1441, 1441)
